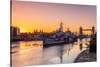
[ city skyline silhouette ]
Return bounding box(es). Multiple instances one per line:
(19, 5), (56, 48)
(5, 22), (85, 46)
(12, 1), (96, 34)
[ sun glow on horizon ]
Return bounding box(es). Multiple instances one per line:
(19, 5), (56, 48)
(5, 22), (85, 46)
(12, 1), (96, 35)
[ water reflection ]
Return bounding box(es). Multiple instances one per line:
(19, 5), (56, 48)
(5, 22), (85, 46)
(11, 38), (90, 67)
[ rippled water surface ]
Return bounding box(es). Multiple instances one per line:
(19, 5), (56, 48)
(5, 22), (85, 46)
(11, 38), (90, 67)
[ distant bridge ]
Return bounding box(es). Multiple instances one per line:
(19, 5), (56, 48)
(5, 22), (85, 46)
(79, 26), (95, 35)
(79, 26), (95, 39)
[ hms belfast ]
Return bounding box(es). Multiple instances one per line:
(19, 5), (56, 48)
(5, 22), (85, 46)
(43, 22), (77, 47)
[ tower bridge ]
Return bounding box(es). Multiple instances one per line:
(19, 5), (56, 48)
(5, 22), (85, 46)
(79, 26), (95, 39)
(79, 26), (95, 35)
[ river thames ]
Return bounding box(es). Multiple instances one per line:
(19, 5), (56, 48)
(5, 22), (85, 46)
(11, 38), (90, 67)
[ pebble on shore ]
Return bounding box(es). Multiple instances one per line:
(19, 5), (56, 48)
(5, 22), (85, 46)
(74, 49), (96, 63)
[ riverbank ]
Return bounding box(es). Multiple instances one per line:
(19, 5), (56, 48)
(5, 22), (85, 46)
(74, 49), (96, 63)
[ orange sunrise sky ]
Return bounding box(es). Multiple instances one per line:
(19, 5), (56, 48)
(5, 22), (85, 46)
(11, 0), (96, 33)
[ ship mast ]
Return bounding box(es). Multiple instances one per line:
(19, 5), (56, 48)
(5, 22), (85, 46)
(59, 22), (63, 32)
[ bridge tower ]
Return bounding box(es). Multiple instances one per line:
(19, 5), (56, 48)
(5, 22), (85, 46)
(79, 27), (83, 39)
(91, 26), (95, 35)
(79, 27), (83, 36)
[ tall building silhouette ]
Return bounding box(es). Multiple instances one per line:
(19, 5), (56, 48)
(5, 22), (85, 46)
(11, 26), (20, 37)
